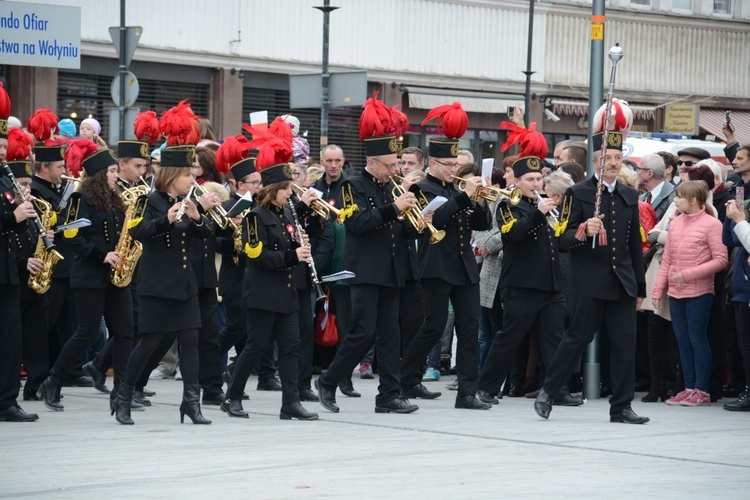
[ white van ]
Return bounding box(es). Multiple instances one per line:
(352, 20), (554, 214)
(622, 134), (729, 167)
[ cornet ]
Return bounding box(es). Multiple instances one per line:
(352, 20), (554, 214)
(61, 175), (80, 184)
(535, 190), (559, 225)
(389, 176), (445, 244)
(451, 175), (522, 205)
(292, 183), (343, 223)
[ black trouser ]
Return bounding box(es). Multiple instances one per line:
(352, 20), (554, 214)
(400, 279), (423, 356)
(218, 294), (277, 383)
(321, 284), (401, 405)
(51, 286), (133, 385)
(735, 302), (750, 387)
(227, 308), (300, 406)
(94, 284), (139, 372)
(125, 330), (199, 387)
(21, 292), (50, 398)
(297, 287), (315, 391)
(479, 288), (569, 397)
(47, 278), (82, 380)
(196, 287), (222, 396)
(401, 278), (481, 397)
(543, 293), (636, 415)
(331, 285), (352, 348)
(0, 285), (23, 411)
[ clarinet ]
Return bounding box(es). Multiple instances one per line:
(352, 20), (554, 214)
(287, 199), (326, 301)
(176, 184), (196, 222)
(2, 163), (55, 251)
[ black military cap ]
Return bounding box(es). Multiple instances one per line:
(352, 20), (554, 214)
(230, 156), (256, 181)
(591, 131), (623, 152)
(161, 146), (196, 168)
(34, 144), (66, 162)
(83, 149), (118, 176)
(7, 160), (33, 179)
(118, 140), (150, 160)
(364, 135), (402, 157)
(512, 156), (544, 179)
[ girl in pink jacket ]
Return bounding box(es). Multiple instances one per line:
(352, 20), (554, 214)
(652, 180), (727, 407)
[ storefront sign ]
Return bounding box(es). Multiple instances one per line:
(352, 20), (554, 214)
(664, 104), (698, 135)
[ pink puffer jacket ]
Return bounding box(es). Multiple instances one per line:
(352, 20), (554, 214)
(652, 210), (727, 300)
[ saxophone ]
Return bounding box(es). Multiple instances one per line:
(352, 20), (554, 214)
(28, 198), (65, 294)
(110, 181), (150, 287)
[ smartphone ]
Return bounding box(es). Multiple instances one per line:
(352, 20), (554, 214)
(737, 186), (744, 209)
(726, 110), (735, 133)
(507, 106), (515, 118)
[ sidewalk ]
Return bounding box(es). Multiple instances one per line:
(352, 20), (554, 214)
(2, 376), (748, 499)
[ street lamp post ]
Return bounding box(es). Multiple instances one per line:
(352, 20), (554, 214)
(314, 1), (339, 150)
(523, 0), (535, 127)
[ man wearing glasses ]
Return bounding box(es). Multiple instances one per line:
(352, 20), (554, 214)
(637, 154), (675, 221)
(676, 147), (711, 181)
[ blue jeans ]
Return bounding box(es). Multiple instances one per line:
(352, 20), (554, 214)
(669, 294), (714, 392)
(477, 307), (493, 373)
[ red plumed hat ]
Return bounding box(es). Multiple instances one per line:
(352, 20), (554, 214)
(499, 121), (548, 160)
(26, 108), (59, 143)
(390, 105), (409, 140)
(0, 82), (10, 139)
(268, 116), (294, 143)
(216, 135), (254, 178)
(358, 91), (393, 140)
(255, 138), (293, 185)
(421, 102), (468, 140)
(64, 138), (100, 178)
(6, 128), (33, 162)
(159, 100), (200, 146)
(134, 110), (161, 145)
(592, 98), (633, 141)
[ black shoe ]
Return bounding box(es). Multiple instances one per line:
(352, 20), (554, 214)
(315, 377), (339, 413)
(280, 402), (319, 420)
(242, 391), (250, 400)
(600, 385), (612, 398)
(554, 394), (584, 407)
(338, 378), (361, 398)
(22, 393), (40, 401)
(256, 378), (282, 391)
(477, 389), (499, 405)
(406, 383), (441, 400)
(508, 385), (524, 397)
(180, 384), (211, 424)
(723, 387), (750, 412)
(299, 388), (319, 402)
(455, 395), (492, 410)
(0, 405), (39, 422)
(141, 388), (156, 397)
(133, 390), (152, 407)
(221, 399), (249, 418)
(534, 387), (553, 419)
(375, 397), (419, 414)
(37, 376), (64, 411)
(722, 383), (743, 398)
(63, 375), (93, 388)
(202, 392), (225, 406)
(610, 407), (649, 424)
(82, 361), (109, 394)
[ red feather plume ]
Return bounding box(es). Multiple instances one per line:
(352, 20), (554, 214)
(159, 100), (200, 146)
(215, 136), (252, 175)
(26, 108), (59, 143)
(134, 110), (161, 145)
(390, 104), (409, 139)
(499, 121), (548, 160)
(255, 138), (293, 171)
(0, 82), (11, 121)
(6, 128), (34, 161)
(420, 102), (468, 140)
(64, 138), (98, 178)
(268, 116), (293, 142)
(358, 91), (393, 140)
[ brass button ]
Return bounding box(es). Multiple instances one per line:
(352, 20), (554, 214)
(612, 229), (616, 233)
(183, 256), (187, 261)
(612, 265), (617, 270)
(182, 264), (187, 269)
(612, 256), (616, 261)
(612, 238), (616, 243)
(182, 232), (187, 237)
(288, 274), (292, 279)
(287, 283), (291, 288)
(204, 254), (208, 257)
(182, 249), (186, 253)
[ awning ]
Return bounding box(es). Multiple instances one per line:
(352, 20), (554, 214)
(549, 98), (656, 121)
(406, 87), (523, 114)
(700, 108), (750, 147)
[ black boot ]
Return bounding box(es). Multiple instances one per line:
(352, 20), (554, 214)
(280, 402), (319, 420)
(113, 383), (134, 425)
(180, 384), (211, 424)
(642, 326), (668, 402)
(221, 398), (249, 418)
(82, 361), (109, 394)
(724, 386), (750, 412)
(133, 389), (152, 407)
(37, 375), (63, 411)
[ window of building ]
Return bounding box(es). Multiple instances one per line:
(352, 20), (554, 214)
(713, 0), (732, 14)
(630, 0), (651, 7)
(672, 0), (693, 12)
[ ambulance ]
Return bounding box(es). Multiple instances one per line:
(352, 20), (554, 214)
(621, 133), (730, 167)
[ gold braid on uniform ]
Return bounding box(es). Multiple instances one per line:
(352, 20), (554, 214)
(244, 213), (262, 258)
(498, 202), (516, 233)
(554, 195), (573, 237)
(128, 196), (148, 229)
(338, 184), (358, 222)
(63, 194), (81, 239)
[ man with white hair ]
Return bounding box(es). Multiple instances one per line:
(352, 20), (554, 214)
(700, 159), (730, 222)
(637, 154), (674, 221)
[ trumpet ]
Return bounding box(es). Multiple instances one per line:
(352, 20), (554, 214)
(191, 182), (236, 230)
(535, 190), (559, 225)
(61, 175), (80, 184)
(389, 175), (445, 244)
(451, 175), (522, 204)
(292, 183), (342, 223)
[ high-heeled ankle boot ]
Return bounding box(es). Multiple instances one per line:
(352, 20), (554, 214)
(724, 386), (750, 412)
(37, 375), (64, 411)
(113, 383), (134, 425)
(180, 384), (211, 424)
(642, 326), (668, 402)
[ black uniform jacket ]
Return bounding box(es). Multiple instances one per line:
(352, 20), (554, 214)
(312, 174), (347, 211)
(216, 195), (251, 297)
(63, 191), (125, 289)
(31, 176), (74, 278)
(340, 170), (409, 288)
(0, 173), (28, 285)
(411, 174), (491, 286)
(129, 191), (212, 300)
(558, 176), (646, 300)
(291, 194), (328, 291)
(496, 196), (561, 292)
(241, 204), (303, 314)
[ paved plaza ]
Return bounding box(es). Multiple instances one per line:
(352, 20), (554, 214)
(1, 375), (748, 499)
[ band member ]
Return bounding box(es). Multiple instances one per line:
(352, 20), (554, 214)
(535, 129), (649, 424)
(0, 85), (40, 422)
(399, 102), (492, 410)
(476, 129), (581, 407)
(33, 140), (132, 414)
(317, 93), (420, 414)
(115, 102), (213, 425)
(222, 136), (318, 421)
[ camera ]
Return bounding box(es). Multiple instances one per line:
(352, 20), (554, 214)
(726, 110), (735, 133)
(544, 108), (561, 122)
(507, 106), (515, 118)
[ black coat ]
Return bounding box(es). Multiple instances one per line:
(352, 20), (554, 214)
(496, 196), (561, 292)
(129, 191), (212, 300)
(312, 174), (348, 211)
(340, 170), (408, 288)
(241, 204), (303, 314)
(411, 174), (491, 286)
(558, 176), (646, 300)
(31, 176), (74, 278)
(216, 195), (251, 297)
(63, 191), (125, 289)
(0, 173), (28, 285)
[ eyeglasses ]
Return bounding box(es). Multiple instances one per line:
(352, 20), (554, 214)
(371, 157), (400, 169)
(240, 180), (262, 187)
(291, 172), (302, 178)
(677, 160), (698, 167)
(434, 159), (460, 169)
(635, 167), (652, 172)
